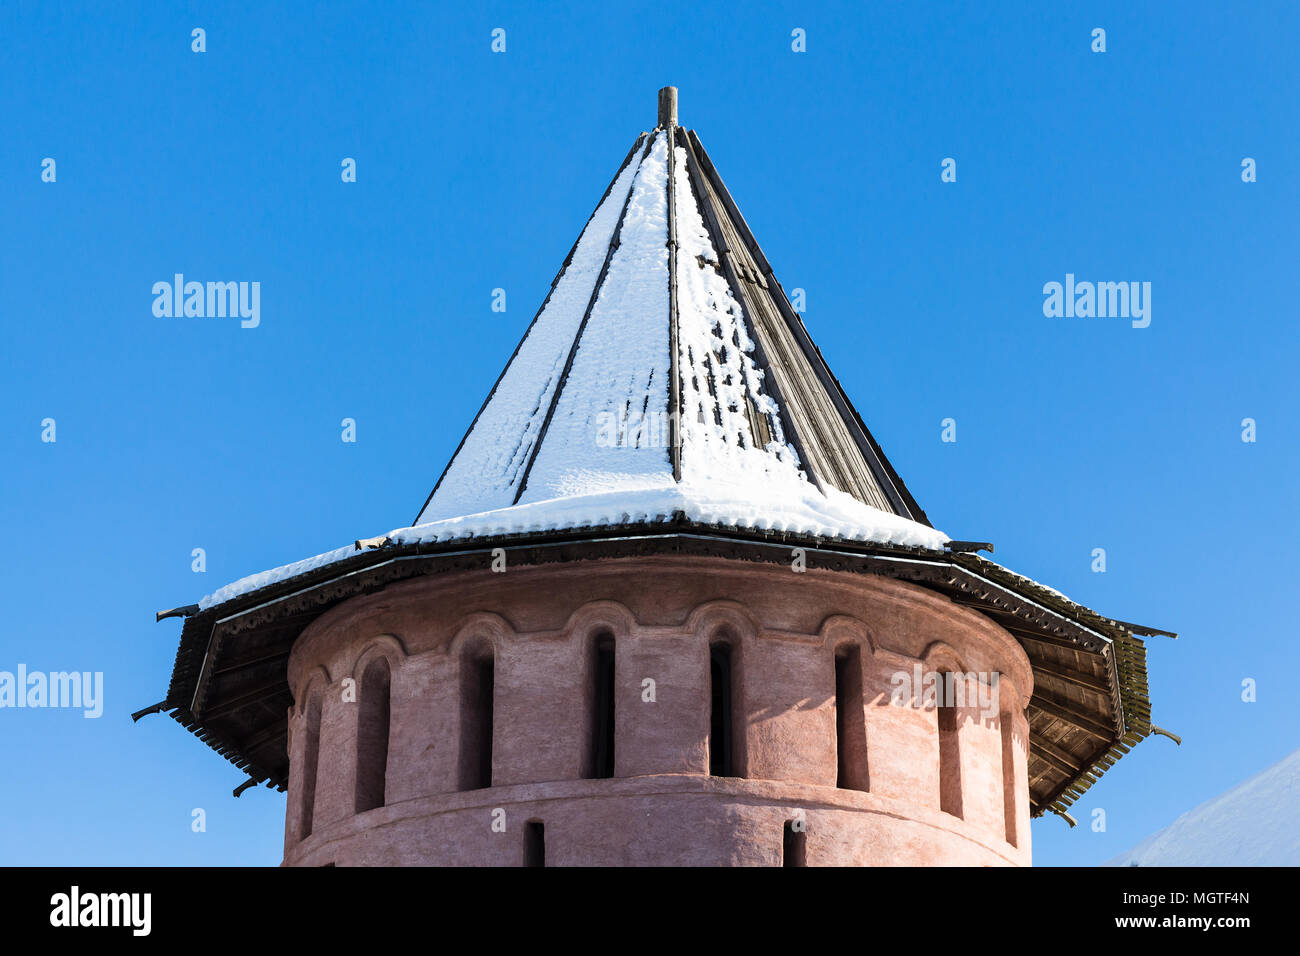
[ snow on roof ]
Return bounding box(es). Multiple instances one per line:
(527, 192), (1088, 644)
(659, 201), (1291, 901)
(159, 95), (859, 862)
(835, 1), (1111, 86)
(199, 478), (948, 610)
(415, 133), (655, 523)
(1105, 748), (1300, 866)
(199, 116), (949, 612)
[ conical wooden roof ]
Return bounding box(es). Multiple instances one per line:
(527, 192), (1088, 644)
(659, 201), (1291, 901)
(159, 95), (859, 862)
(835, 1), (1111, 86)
(413, 93), (934, 549)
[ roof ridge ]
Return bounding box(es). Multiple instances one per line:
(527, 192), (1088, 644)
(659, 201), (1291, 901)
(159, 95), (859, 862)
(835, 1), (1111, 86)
(665, 125), (683, 481)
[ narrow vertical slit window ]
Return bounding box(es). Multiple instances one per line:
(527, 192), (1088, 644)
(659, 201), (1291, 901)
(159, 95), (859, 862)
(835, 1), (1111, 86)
(459, 648), (495, 791)
(782, 821), (806, 867)
(936, 672), (963, 818)
(298, 692), (322, 840)
(709, 642), (734, 777)
(524, 821), (545, 867)
(354, 657), (391, 813)
(589, 634), (616, 779)
(834, 645), (868, 791)
(1000, 710), (1018, 846)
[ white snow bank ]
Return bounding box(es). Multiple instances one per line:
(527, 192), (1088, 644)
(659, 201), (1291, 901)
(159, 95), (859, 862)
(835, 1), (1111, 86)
(198, 478), (948, 610)
(1104, 748), (1300, 867)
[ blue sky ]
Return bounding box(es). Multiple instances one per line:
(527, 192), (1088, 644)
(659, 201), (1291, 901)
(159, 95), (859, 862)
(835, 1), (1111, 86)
(2, 1), (1296, 865)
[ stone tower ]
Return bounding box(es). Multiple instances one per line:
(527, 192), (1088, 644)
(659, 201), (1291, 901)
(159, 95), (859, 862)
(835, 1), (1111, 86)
(149, 89), (1171, 866)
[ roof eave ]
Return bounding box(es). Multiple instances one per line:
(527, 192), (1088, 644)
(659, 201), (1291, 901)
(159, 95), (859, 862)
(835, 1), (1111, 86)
(154, 520), (1166, 809)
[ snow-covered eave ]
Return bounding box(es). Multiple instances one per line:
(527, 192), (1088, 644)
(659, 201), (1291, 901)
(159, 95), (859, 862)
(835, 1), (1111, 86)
(180, 517), (1154, 655)
(950, 552), (1177, 642)
(193, 518), (947, 616)
(186, 495), (1175, 650)
(198, 479), (948, 612)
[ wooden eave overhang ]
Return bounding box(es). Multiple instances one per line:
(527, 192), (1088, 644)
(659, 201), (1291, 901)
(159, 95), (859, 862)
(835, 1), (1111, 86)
(154, 519), (1170, 815)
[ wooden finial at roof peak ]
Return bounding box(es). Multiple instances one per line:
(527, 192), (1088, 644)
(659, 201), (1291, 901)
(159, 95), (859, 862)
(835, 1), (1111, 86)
(657, 86), (678, 128)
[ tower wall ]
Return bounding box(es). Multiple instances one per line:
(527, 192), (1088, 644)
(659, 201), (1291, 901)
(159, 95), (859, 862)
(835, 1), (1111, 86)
(281, 555), (1034, 866)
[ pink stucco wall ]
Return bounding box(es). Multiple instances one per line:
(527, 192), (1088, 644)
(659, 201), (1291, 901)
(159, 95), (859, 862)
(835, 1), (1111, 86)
(281, 555), (1034, 866)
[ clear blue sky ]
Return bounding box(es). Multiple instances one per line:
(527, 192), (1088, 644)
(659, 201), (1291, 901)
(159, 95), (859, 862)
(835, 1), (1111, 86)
(2, 1), (1296, 866)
